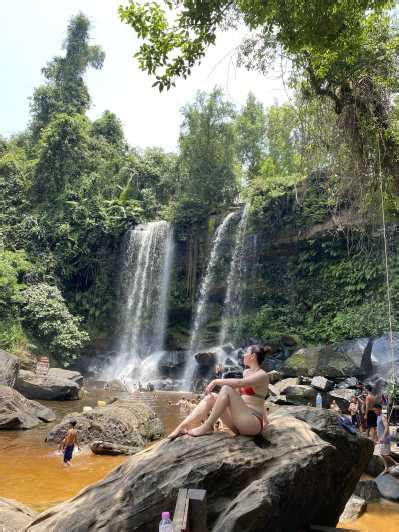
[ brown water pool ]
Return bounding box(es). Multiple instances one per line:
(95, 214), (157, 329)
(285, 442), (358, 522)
(0, 388), (191, 511)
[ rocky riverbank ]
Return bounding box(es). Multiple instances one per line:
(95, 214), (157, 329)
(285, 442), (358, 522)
(27, 406), (372, 532)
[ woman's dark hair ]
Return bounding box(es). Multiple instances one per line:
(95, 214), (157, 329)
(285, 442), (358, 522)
(365, 384), (373, 392)
(248, 345), (272, 365)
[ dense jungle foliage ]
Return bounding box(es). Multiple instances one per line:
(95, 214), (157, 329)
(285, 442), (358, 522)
(0, 6), (398, 365)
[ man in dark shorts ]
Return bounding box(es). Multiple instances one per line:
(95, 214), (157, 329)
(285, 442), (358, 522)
(59, 420), (80, 466)
(364, 385), (377, 442)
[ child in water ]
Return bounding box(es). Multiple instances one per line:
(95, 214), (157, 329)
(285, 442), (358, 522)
(59, 420), (80, 466)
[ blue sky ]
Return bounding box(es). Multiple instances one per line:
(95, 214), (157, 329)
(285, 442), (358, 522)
(1, 0), (288, 150)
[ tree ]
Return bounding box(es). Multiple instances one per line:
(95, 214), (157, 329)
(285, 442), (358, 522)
(175, 88), (238, 225)
(235, 92), (267, 181)
(30, 13), (105, 139)
(119, 1), (398, 196)
(33, 113), (92, 201)
(92, 110), (126, 147)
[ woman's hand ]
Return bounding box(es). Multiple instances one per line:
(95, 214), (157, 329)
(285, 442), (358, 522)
(206, 379), (220, 394)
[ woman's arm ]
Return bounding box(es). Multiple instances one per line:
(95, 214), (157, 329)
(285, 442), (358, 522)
(207, 371), (267, 393)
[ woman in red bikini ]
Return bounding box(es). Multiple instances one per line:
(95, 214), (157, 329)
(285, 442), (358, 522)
(168, 345), (270, 439)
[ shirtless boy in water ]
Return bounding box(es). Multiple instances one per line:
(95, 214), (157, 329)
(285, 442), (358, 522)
(59, 421), (80, 466)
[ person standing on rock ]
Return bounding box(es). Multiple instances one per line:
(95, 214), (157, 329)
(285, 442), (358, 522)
(167, 345), (270, 439)
(374, 404), (398, 474)
(364, 385), (377, 441)
(60, 421), (80, 466)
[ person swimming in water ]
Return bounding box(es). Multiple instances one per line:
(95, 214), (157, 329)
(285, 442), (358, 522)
(168, 345), (270, 439)
(59, 420), (80, 466)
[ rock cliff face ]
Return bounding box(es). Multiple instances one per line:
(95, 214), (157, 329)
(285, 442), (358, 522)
(28, 406), (373, 532)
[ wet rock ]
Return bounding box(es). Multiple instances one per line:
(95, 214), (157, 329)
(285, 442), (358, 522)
(281, 344), (367, 378)
(16, 369), (80, 401)
(220, 343), (234, 354)
(158, 350), (186, 370)
(269, 395), (293, 405)
(334, 338), (373, 377)
(47, 368), (84, 387)
(0, 498), (37, 531)
(298, 376), (312, 385)
(90, 440), (135, 455)
(108, 379), (128, 392)
(0, 349), (20, 387)
(27, 406), (373, 532)
(273, 377), (299, 395)
(328, 389), (357, 413)
(337, 377), (359, 389)
(366, 454), (385, 477)
(46, 400), (163, 451)
(354, 479), (380, 501)
(194, 351), (216, 367)
(370, 333), (399, 380)
(284, 385), (317, 405)
(339, 495), (367, 522)
(375, 472), (399, 501)
(311, 376), (334, 392)
(267, 370), (282, 384)
(0, 385), (56, 429)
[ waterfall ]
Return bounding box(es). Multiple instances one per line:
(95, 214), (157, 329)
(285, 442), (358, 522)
(183, 211), (238, 388)
(106, 221), (174, 382)
(219, 204), (250, 347)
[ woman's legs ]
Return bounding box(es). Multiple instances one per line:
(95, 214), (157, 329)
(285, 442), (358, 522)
(189, 385), (265, 437)
(168, 394), (217, 439)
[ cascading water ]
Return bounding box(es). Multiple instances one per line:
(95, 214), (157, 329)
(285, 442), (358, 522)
(219, 204), (250, 347)
(183, 211), (238, 388)
(105, 221), (174, 383)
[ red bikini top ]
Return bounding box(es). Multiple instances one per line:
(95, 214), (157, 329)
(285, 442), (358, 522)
(239, 386), (265, 400)
(240, 386), (256, 396)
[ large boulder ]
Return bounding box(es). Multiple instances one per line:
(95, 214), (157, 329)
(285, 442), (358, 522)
(46, 400), (163, 452)
(0, 385), (55, 429)
(370, 333), (399, 380)
(334, 338), (373, 377)
(158, 351), (187, 370)
(366, 454), (385, 477)
(281, 344), (368, 378)
(90, 440), (135, 456)
(15, 369), (80, 400)
(283, 384), (317, 405)
(375, 472), (399, 501)
(47, 368), (84, 387)
(328, 388), (357, 413)
(354, 479), (381, 501)
(0, 498), (37, 531)
(194, 351), (217, 367)
(311, 376), (334, 392)
(267, 370), (282, 384)
(27, 406), (373, 532)
(339, 495), (367, 522)
(0, 349), (20, 387)
(273, 377), (299, 395)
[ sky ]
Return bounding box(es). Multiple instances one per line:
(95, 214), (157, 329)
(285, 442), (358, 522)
(0, 0), (289, 151)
